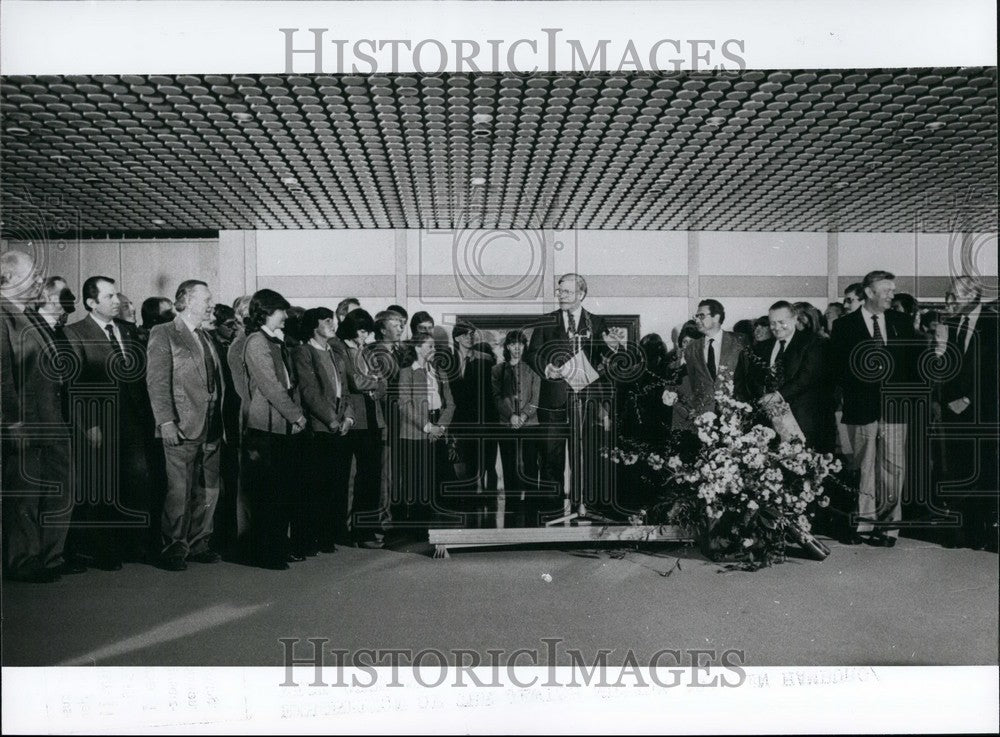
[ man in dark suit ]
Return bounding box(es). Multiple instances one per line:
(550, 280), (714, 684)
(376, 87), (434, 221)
(746, 301), (833, 452)
(146, 280), (225, 571)
(63, 275), (154, 569)
(1, 250), (76, 582)
(673, 298), (747, 431)
(524, 273), (626, 520)
(445, 322), (497, 524)
(935, 276), (998, 551)
(829, 269), (919, 547)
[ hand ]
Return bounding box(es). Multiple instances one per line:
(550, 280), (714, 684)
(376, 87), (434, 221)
(291, 417), (307, 434)
(510, 414), (523, 430)
(85, 426), (102, 448)
(160, 422), (183, 447)
(427, 424), (446, 440)
(339, 417), (354, 436)
(947, 397), (971, 415)
(931, 401), (942, 423)
(760, 392), (781, 406)
(662, 388), (677, 406)
(934, 322), (949, 344)
(602, 327), (626, 351)
(544, 363), (562, 380)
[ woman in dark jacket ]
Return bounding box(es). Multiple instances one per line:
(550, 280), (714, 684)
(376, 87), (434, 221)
(394, 333), (456, 538)
(334, 308), (387, 547)
(233, 289), (306, 570)
(490, 330), (544, 527)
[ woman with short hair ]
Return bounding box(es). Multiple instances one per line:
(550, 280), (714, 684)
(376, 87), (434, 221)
(233, 288), (306, 569)
(394, 332), (456, 538)
(335, 308), (387, 547)
(491, 330), (544, 527)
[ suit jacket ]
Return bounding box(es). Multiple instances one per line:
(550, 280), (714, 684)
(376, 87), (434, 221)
(397, 364), (456, 440)
(227, 330), (250, 407)
(746, 331), (833, 450)
(145, 316), (224, 440)
(333, 341), (387, 431)
(491, 360), (541, 426)
(829, 307), (918, 425)
(238, 330), (303, 434)
(524, 308), (615, 412)
(0, 298), (69, 441)
(940, 301), (999, 424)
(292, 342), (356, 433)
(448, 348), (497, 426)
(63, 313), (152, 433)
(673, 330), (746, 429)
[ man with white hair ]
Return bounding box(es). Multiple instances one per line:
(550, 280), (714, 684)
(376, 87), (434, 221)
(935, 275), (999, 551)
(1, 249), (76, 582)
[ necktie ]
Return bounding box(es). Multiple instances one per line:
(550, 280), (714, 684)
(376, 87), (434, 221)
(195, 328), (217, 394)
(707, 338), (717, 381)
(566, 310), (577, 335)
(104, 323), (124, 357)
(956, 315), (970, 353)
(871, 314), (884, 344)
(774, 339), (786, 366)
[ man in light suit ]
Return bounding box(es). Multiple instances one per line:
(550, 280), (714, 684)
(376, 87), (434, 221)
(1, 250), (76, 582)
(146, 280), (224, 571)
(64, 275), (155, 569)
(830, 269), (919, 547)
(524, 273), (626, 520)
(672, 298), (746, 431)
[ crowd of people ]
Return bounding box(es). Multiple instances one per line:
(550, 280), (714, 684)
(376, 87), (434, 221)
(2, 249), (997, 582)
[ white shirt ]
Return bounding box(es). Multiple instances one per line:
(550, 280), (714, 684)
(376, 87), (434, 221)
(958, 304), (982, 353)
(38, 310), (60, 330)
(261, 326), (291, 389)
(860, 306), (887, 344)
(769, 334), (792, 367)
(179, 315), (205, 359)
(310, 337), (341, 398)
(562, 306), (585, 335)
(702, 328), (722, 367)
(90, 313), (124, 351)
(413, 362), (443, 411)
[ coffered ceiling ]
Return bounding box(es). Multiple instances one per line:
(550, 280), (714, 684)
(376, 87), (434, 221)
(1, 68), (996, 237)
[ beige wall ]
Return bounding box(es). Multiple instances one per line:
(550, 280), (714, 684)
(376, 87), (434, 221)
(1, 237), (219, 324)
(5, 228), (996, 343)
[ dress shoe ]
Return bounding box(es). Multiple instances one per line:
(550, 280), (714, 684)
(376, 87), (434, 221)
(160, 557), (187, 572)
(287, 553), (306, 563)
(59, 560), (88, 575)
(188, 550), (221, 564)
(883, 537), (897, 548)
(842, 533), (865, 546)
(318, 545), (337, 554)
(359, 539), (384, 550)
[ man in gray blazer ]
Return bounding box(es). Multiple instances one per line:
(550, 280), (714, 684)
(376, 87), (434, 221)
(146, 280), (224, 571)
(673, 298), (747, 431)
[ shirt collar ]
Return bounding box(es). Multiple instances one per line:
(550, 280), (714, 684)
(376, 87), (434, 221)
(309, 337), (330, 352)
(90, 312), (114, 330)
(261, 325), (285, 341)
(860, 305), (883, 323)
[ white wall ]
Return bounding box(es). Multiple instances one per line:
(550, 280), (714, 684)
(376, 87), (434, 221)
(6, 227), (996, 345)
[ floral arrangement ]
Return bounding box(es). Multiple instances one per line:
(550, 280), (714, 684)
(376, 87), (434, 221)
(608, 375), (841, 570)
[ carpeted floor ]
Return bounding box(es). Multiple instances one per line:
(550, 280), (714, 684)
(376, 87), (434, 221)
(2, 537), (997, 667)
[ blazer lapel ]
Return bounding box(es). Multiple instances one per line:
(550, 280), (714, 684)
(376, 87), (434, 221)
(175, 318), (207, 383)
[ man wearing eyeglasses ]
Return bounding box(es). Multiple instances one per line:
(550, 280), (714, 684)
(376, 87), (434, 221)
(525, 273), (626, 523)
(672, 298), (747, 431)
(745, 301), (832, 451)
